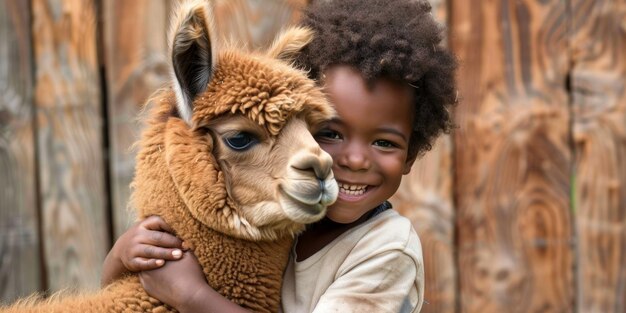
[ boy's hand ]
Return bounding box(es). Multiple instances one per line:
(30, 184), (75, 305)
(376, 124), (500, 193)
(119, 215), (185, 271)
(101, 215), (184, 286)
(139, 251), (208, 310)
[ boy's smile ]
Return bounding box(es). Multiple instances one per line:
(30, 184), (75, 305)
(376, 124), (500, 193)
(315, 65), (416, 223)
(337, 182), (368, 196)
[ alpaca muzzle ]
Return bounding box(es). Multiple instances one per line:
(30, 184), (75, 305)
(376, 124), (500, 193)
(279, 148), (338, 223)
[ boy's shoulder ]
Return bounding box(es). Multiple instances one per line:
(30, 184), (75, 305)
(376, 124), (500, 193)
(344, 209), (423, 261)
(362, 209), (416, 239)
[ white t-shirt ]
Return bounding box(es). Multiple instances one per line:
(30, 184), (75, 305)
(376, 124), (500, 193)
(280, 209), (424, 313)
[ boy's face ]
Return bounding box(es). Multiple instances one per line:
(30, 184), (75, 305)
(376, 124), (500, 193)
(315, 65), (415, 224)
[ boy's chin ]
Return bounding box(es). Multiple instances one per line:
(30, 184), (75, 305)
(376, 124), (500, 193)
(324, 206), (365, 224)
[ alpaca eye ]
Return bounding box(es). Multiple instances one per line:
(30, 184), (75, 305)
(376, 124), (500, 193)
(224, 132), (258, 151)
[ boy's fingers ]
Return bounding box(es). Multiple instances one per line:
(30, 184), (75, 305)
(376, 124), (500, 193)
(139, 244), (183, 260)
(142, 215), (175, 234)
(131, 257), (164, 271)
(145, 230), (183, 248)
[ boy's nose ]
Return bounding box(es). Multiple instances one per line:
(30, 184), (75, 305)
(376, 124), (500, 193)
(337, 144), (371, 171)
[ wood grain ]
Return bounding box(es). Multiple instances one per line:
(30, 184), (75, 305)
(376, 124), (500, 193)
(389, 1), (457, 312)
(570, 1), (626, 312)
(450, 1), (574, 312)
(0, 0), (42, 302)
(103, 0), (171, 239)
(31, 0), (108, 292)
(391, 136), (456, 313)
(213, 0), (306, 50)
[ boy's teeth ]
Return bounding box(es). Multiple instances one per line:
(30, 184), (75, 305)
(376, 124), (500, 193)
(338, 183), (368, 195)
(339, 183), (367, 190)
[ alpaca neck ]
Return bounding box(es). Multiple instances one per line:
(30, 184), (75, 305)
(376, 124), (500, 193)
(131, 104), (294, 312)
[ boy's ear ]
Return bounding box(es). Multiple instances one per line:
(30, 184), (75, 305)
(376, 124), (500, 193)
(266, 26), (314, 63)
(403, 154), (418, 175)
(168, 0), (218, 125)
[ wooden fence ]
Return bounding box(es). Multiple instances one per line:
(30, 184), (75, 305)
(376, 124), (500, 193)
(0, 1), (624, 313)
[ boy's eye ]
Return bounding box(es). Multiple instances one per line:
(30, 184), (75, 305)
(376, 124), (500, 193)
(373, 140), (396, 148)
(315, 129), (341, 140)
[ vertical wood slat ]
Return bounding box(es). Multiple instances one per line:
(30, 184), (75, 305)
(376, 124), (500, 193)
(391, 136), (456, 313)
(571, 0), (626, 312)
(103, 0), (172, 239)
(390, 1), (457, 313)
(450, 1), (574, 312)
(0, 0), (42, 303)
(31, 0), (108, 292)
(212, 0), (306, 50)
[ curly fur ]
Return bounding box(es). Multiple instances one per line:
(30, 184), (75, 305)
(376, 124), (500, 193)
(1, 1), (336, 312)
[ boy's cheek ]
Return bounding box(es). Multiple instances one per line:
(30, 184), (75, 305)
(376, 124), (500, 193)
(318, 142), (339, 158)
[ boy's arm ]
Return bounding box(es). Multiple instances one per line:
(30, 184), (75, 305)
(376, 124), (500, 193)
(139, 252), (252, 313)
(180, 285), (252, 313)
(101, 216), (184, 286)
(313, 249), (423, 313)
(101, 244), (130, 286)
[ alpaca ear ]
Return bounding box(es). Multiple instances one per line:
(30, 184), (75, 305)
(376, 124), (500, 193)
(168, 0), (218, 125)
(266, 26), (314, 63)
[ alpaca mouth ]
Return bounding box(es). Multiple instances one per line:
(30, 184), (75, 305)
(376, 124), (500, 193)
(279, 178), (338, 223)
(284, 178), (337, 205)
(282, 189), (326, 214)
(279, 189), (326, 224)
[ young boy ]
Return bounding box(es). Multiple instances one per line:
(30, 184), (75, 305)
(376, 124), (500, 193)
(101, 0), (457, 312)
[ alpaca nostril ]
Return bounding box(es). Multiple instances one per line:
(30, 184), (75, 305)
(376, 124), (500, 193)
(291, 152), (332, 179)
(315, 153), (333, 179)
(292, 163), (328, 180)
(313, 163), (331, 180)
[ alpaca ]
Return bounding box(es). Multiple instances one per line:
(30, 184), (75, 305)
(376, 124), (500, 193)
(1, 1), (338, 312)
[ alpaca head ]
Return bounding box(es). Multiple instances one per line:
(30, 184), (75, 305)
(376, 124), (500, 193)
(161, 0), (338, 240)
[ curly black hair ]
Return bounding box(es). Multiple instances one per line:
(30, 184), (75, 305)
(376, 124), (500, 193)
(296, 0), (457, 159)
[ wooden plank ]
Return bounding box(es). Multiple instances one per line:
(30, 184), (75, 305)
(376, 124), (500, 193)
(450, 1), (574, 312)
(213, 0), (306, 49)
(0, 0), (42, 302)
(103, 0), (171, 239)
(570, 0), (626, 312)
(31, 0), (108, 292)
(391, 136), (456, 313)
(390, 1), (457, 312)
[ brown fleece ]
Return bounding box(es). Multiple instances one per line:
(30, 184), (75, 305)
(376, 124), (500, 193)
(130, 92), (297, 312)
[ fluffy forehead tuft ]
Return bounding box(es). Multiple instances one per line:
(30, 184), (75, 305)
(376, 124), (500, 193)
(191, 51), (335, 135)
